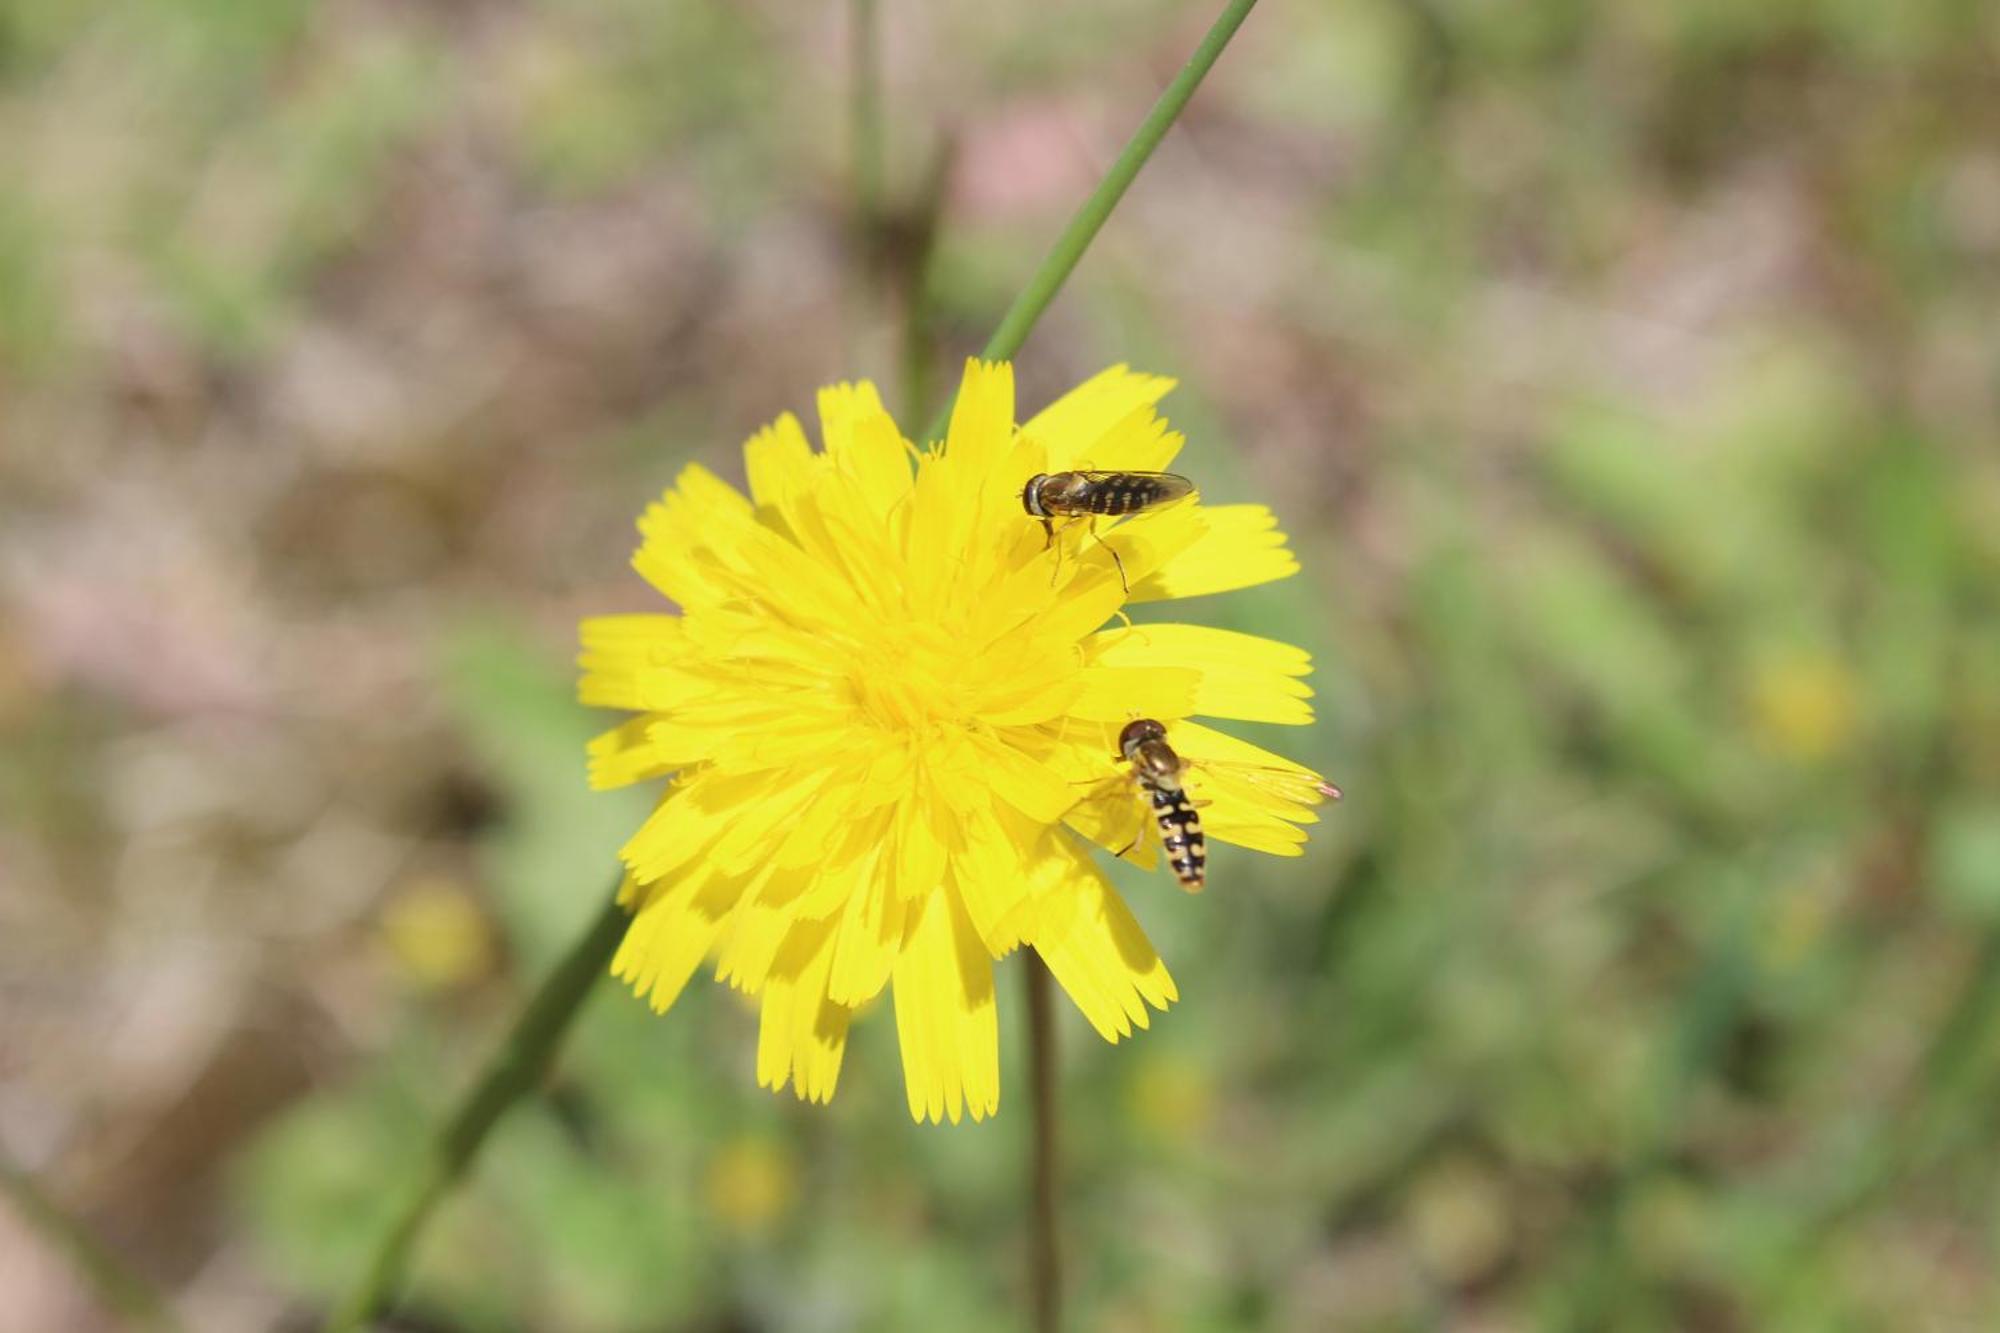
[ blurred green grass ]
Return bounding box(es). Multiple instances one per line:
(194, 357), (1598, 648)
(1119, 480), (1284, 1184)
(3, 0), (1999, 1330)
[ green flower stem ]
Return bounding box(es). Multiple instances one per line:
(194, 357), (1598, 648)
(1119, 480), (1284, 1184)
(897, 137), (957, 428)
(851, 0), (884, 228)
(923, 0), (1261, 443)
(1024, 952), (1062, 1333)
(0, 1151), (186, 1333)
(324, 882), (628, 1332)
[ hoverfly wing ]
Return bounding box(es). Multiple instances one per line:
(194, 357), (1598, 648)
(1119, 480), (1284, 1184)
(1185, 758), (1339, 815)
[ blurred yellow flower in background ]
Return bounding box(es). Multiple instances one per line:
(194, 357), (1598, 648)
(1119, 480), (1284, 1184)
(378, 875), (496, 992)
(1125, 1051), (1216, 1146)
(704, 1135), (797, 1239)
(580, 360), (1331, 1123)
(1747, 651), (1860, 762)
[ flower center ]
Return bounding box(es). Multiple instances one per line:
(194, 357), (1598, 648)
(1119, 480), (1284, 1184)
(846, 622), (977, 734)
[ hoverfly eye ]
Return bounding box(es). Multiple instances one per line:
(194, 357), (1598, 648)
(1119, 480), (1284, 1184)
(1022, 475), (1047, 516)
(1118, 718), (1165, 751)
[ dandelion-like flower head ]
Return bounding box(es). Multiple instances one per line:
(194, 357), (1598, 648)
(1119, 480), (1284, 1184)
(581, 361), (1328, 1122)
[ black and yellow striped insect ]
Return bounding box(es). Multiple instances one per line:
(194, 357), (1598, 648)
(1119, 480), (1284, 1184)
(1098, 718), (1343, 892)
(1021, 471), (1196, 589)
(1116, 717), (1208, 890)
(1020, 470), (1196, 536)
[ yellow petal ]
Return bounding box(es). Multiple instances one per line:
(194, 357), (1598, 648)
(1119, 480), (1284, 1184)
(797, 815), (890, 918)
(1087, 623), (1314, 725)
(770, 768), (860, 868)
(580, 613), (685, 665)
(952, 801), (1035, 953)
(1069, 665), (1200, 722)
(1017, 571), (1126, 648)
(619, 771), (763, 883)
(1170, 720), (1322, 783)
(1032, 840), (1177, 1042)
(587, 717), (674, 790)
(743, 411), (818, 529)
(838, 408), (915, 518)
(961, 732), (1077, 824)
(707, 770), (837, 877)
(942, 358), (1015, 469)
(1024, 364), (1177, 466)
(1058, 403), (1184, 475)
(826, 863), (910, 1006)
(968, 648), (1083, 726)
(1198, 814), (1310, 856)
(713, 863), (812, 991)
(788, 482), (910, 622)
(897, 798), (950, 899)
(1061, 779), (1159, 871)
(1066, 810), (1148, 867)
(898, 452), (970, 614)
(579, 655), (706, 714)
(1127, 504), (1300, 603)
(1067, 502), (1207, 592)
(816, 380), (888, 454)
(756, 916), (851, 1103)
(631, 466), (761, 608)
(612, 867), (738, 1013)
(892, 889), (1000, 1124)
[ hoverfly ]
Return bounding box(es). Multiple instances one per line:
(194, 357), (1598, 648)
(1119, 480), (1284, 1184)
(1116, 717), (1208, 890)
(1106, 717), (1342, 892)
(1021, 471), (1196, 589)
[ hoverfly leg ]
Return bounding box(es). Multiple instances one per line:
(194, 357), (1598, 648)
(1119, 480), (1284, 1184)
(1110, 797), (1151, 861)
(1082, 517), (1131, 594)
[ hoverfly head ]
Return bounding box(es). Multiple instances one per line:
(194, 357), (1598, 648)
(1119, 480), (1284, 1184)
(1021, 474), (1050, 518)
(1118, 717), (1168, 761)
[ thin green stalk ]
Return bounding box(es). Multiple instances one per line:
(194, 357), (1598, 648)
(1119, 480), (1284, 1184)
(1025, 952), (1061, 1333)
(324, 882), (628, 1332)
(0, 1152), (185, 1333)
(923, 0), (1261, 443)
(898, 136), (957, 427)
(851, 0), (884, 230)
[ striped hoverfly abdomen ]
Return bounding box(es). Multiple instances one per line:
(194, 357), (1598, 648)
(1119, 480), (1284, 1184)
(1117, 717), (1207, 891)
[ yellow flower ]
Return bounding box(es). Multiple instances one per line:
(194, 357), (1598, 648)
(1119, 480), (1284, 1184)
(1747, 650), (1859, 762)
(1125, 1051), (1216, 1146)
(704, 1135), (796, 1238)
(580, 360), (1330, 1123)
(378, 876), (496, 992)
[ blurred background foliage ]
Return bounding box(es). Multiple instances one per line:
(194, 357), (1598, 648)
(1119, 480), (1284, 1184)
(3, 0), (1999, 1329)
